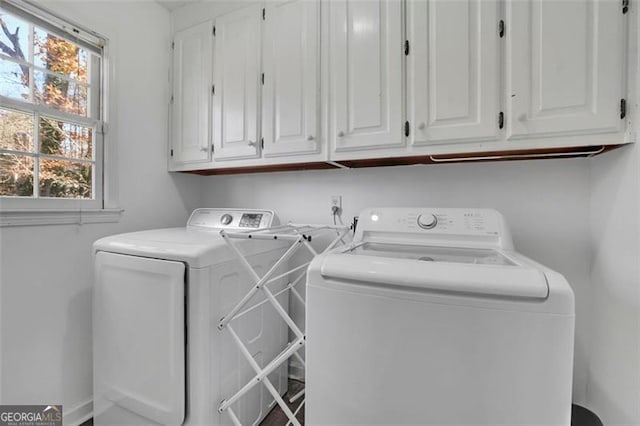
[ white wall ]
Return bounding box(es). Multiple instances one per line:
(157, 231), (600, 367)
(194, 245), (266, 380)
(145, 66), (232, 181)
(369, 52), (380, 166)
(200, 157), (594, 406)
(0, 2), (201, 424)
(588, 144), (640, 425)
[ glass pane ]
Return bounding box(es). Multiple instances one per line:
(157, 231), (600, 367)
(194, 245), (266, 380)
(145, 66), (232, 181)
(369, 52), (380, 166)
(39, 117), (92, 160)
(0, 58), (30, 100)
(0, 108), (34, 152)
(0, 153), (34, 197)
(34, 70), (88, 116)
(33, 27), (89, 83)
(39, 158), (92, 199)
(0, 12), (30, 62)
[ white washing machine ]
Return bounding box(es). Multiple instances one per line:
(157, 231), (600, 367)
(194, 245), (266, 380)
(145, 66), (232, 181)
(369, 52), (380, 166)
(306, 208), (575, 425)
(93, 208), (288, 426)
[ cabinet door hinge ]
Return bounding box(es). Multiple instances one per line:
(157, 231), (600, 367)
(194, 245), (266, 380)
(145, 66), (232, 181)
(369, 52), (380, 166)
(623, 0), (629, 14)
(261, 138), (264, 149)
(262, 7), (266, 20)
(171, 41), (175, 49)
(499, 20), (505, 38)
(404, 121), (410, 137)
(499, 112), (504, 129)
(170, 94), (174, 104)
(170, 149), (174, 157)
(212, 85), (215, 95)
(100, 122), (108, 134)
(261, 73), (265, 85)
(404, 40), (410, 56)
(213, 25), (216, 36)
(621, 99), (627, 119)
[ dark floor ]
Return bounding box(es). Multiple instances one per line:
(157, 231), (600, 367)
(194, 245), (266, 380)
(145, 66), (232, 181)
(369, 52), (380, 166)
(82, 381), (304, 426)
(260, 379), (305, 426)
(78, 397), (600, 426)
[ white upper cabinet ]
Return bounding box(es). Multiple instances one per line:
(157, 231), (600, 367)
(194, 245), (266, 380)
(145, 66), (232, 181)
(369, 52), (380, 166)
(262, 0), (320, 158)
(212, 5), (262, 161)
(170, 21), (212, 165)
(330, 0), (404, 153)
(169, 0), (631, 173)
(507, 0), (625, 140)
(408, 0), (500, 145)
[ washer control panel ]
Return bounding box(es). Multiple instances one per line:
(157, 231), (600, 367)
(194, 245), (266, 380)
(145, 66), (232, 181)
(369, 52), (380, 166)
(239, 213), (264, 228)
(356, 208), (513, 249)
(187, 209), (275, 230)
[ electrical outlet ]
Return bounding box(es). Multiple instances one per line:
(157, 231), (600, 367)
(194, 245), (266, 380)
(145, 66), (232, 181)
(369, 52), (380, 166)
(330, 195), (342, 214)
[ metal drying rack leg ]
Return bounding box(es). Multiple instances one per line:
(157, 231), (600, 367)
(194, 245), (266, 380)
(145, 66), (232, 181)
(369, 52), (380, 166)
(216, 224), (351, 425)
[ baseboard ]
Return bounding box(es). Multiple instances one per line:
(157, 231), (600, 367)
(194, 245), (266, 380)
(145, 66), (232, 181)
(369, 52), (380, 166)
(63, 398), (92, 426)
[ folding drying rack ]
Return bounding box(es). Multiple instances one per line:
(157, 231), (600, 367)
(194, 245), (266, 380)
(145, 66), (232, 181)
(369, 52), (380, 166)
(217, 223), (351, 426)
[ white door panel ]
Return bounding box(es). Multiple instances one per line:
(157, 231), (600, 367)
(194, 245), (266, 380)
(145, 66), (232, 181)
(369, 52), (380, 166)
(213, 5), (262, 161)
(408, 0), (499, 144)
(263, 0), (320, 157)
(171, 21), (212, 164)
(507, 0), (625, 139)
(93, 252), (185, 425)
(330, 0), (404, 152)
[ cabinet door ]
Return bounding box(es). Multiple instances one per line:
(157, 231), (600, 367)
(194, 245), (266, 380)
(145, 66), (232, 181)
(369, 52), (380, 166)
(507, 0), (625, 139)
(213, 5), (262, 161)
(330, 0), (404, 152)
(171, 21), (212, 164)
(408, 0), (499, 145)
(262, 0), (320, 158)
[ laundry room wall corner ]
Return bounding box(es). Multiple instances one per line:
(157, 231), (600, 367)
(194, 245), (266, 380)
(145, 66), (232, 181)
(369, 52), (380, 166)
(587, 140), (640, 425)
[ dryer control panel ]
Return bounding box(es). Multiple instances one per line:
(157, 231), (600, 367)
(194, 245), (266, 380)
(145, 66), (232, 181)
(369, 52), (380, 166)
(356, 208), (514, 250)
(187, 209), (276, 230)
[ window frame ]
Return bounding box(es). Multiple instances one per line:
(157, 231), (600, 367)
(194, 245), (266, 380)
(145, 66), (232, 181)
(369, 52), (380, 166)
(0, 0), (108, 212)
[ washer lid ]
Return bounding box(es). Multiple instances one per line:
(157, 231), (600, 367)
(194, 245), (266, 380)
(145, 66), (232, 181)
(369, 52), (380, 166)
(348, 243), (515, 266)
(320, 243), (548, 299)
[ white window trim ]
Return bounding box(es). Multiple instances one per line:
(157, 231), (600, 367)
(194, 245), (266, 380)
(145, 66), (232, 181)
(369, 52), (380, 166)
(0, 0), (121, 226)
(0, 208), (122, 227)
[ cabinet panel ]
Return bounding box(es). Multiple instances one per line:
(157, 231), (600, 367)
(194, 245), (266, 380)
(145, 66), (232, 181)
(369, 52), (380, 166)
(330, 0), (404, 152)
(171, 22), (212, 164)
(213, 6), (262, 161)
(262, 0), (320, 157)
(408, 0), (499, 144)
(507, 0), (625, 139)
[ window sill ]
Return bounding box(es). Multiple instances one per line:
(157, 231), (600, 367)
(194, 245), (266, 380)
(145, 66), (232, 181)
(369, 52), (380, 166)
(0, 208), (123, 227)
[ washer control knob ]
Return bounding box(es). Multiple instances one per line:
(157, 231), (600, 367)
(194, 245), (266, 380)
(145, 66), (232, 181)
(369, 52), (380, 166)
(417, 214), (438, 230)
(220, 214), (233, 225)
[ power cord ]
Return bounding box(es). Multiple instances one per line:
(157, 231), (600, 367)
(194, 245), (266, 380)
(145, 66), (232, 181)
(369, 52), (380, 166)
(331, 205), (341, 225)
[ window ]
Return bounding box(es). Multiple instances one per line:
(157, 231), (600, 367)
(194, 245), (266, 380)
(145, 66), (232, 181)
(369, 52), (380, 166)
(0, 1), (106, 210)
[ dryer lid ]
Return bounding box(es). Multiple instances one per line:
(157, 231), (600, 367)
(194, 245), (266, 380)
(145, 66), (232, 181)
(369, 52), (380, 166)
(93, 209), (280, 268)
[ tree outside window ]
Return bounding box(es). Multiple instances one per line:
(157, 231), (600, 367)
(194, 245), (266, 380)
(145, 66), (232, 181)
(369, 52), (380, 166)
(0, 7), (103, 201)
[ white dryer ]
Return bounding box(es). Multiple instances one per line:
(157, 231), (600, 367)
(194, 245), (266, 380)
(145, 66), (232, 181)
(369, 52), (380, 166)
(93, 209), (288, 426)
(306, 208), (575, 425)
